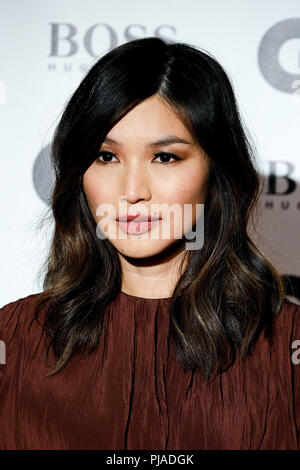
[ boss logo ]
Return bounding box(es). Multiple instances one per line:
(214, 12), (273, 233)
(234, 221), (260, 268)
(266, 161), (297, 195)
(48, 22), (177, 58)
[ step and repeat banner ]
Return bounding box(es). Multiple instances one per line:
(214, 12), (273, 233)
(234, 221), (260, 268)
(0, 0), (299, 305)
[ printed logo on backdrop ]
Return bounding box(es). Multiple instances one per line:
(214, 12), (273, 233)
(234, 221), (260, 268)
(33, 144), (55, 205)
(48, 23), (177, 73)
(264, 161), (299, 209)
(258, 17), (300, 95)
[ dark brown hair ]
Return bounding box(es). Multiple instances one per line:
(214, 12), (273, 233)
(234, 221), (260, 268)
(34, 37), (285, 382)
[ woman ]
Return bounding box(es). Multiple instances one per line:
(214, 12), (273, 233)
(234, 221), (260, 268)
(0, 37), (299, 450)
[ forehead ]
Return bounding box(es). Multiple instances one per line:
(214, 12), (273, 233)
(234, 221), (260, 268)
(106, 95), (193, 142)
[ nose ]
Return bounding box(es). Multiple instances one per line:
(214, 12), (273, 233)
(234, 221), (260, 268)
(120, 161), (152, 204)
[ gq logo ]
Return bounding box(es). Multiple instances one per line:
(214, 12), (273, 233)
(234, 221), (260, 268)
(48, 23), (177, 58)
(258, 18), (300, 94)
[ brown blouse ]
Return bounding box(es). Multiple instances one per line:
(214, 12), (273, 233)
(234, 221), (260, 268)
(0, 291), (299, 450)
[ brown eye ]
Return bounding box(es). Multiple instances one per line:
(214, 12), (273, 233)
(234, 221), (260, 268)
(153, 152), (181, 164)
(95, 150), (181, 165)
(96, 151), (118, 164)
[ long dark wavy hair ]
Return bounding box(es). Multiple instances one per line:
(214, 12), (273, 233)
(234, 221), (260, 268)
(34, 37), (286, 381)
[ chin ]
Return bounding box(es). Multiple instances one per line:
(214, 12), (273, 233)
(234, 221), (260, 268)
(112, 240), (174, 259)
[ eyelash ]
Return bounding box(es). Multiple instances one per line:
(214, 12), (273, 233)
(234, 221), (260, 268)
(96, 150), (182, 166)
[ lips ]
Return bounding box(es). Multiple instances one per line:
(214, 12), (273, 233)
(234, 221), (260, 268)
(115, 212), (161, 235)
(116, 214), (160, 222)
(116, 219), (160, 235)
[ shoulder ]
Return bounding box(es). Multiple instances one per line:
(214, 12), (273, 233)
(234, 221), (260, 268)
(0, 292), (41, 319)
(275, 297), (300, 338)
(250, 298), (300, 368)
(0, 293), (47, 389)
(0, 293), (47, 375)
(268, 297), (300, 354)
(0, 293), (43, 344)
(281, 297), (300, 361)
(278, 299), (300, 446)
(0, 292), (41, 312)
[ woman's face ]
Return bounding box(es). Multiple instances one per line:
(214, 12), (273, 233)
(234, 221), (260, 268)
(83, 95), (210, 259)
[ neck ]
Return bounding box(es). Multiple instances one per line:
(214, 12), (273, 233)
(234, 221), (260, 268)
(119, 241), (187, 298)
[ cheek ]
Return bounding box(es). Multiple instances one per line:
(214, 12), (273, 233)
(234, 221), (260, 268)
(166, 173), (209, 205)
(83, 170), (113, 216)
(163, 168), (209, 233)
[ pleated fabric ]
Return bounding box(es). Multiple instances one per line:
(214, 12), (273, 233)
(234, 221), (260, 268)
(0, 290), (299, 450)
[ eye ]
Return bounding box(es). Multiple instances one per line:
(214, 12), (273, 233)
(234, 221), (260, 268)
(96, 151), (118, 164)
(153, 152), (181, 165)
(95, 150), (182, 165)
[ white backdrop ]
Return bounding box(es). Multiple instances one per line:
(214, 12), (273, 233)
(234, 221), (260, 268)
(0, 0), (299, 306)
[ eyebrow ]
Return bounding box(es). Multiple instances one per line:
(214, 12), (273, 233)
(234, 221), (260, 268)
(103, 135), (193, 147)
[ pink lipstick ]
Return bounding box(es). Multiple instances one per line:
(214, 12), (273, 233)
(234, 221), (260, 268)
(116, 213), (161, 235)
